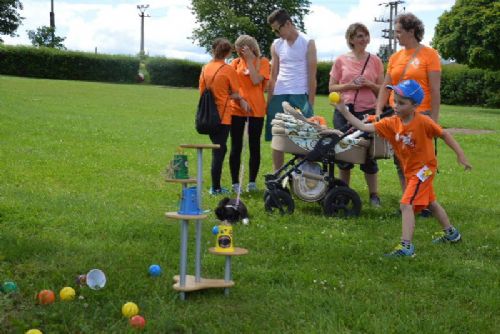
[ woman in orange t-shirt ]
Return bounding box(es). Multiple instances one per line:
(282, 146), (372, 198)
(229, 35), (270, 193)
(199, 38), (250, 195)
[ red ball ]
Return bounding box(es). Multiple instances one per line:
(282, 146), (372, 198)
(129, 315), (146, 329)
(37, 289), (56, 304)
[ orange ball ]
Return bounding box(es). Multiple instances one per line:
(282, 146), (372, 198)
(37, 289), (55, 305)
(129, 315), (146, 329)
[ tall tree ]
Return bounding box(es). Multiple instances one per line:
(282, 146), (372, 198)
(27, 26), (66, 50)
(0, 0), (24, 42)
(190, 0), (311, 57)
(432, 0), (500, 70)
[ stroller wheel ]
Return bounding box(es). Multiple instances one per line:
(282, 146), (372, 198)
(322, 186), (362, 217)
(264, 189), (294, 215)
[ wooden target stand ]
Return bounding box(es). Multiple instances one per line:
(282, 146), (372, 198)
(165, 144), (248, 300)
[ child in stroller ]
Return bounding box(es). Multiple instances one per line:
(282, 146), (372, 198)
(264, 102), (393, 217)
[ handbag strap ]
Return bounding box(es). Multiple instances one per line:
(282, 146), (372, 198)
(398, 45), (421, 83)
(352, 53), (371, 110)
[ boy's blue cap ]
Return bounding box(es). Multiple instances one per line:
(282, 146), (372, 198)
(387, 79), (424, 105)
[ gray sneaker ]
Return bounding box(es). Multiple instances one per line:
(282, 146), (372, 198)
(432, 228), (462, 243)
(369, 193), (381, 208)
(246, 182), (258, 192)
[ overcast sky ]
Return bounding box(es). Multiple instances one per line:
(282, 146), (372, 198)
(3, 0), (455, 62)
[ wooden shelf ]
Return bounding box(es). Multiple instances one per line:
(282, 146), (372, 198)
(172, 275), (234, 292)
(165, 178), (197, 184)
(180, 144), (220, 149)
(165, 212), (208, 220)
(208, 247), (249, 256)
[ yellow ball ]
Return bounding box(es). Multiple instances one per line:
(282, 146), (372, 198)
(26, 330), (43, 334)
(59, 287), (76, 301)
(329, 92), (340, 104)
(122, 302), (139, 318)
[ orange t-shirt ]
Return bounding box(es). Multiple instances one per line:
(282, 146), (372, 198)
(387, 46), (441, 113)
(199, 60), (240, 125)
(229, 57), (270, 118)
(374, 113), (443, 178)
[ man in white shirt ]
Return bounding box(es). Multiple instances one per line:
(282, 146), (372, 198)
(267, 8), (317, 171)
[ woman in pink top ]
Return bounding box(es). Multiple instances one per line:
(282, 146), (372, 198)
(329, 22), (384, 207)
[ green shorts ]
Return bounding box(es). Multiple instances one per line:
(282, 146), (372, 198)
(265, 94), (313, 141)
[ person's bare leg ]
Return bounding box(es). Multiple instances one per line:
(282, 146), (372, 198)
(272, 149), (284, 172)
(400, 203), (415, 242)
(365, 172), (378, 195)
(428, 201), (452, 229)
(339, 169), (351, 186)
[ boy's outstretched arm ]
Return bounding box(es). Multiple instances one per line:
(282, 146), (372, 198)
(335, 101), (376, 133)
(441, 130), (472, 170)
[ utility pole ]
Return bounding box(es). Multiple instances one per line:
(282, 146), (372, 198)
(137, 4), (150, 58)
(375, 1), (404, 61)
(50, 0), (55, 45)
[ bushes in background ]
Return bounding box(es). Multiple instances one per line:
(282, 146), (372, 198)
(1, 44), (498, 108)
(441, 64), (499, 108)
(0, 45), (139, 83)
(146, 58), (202, 87)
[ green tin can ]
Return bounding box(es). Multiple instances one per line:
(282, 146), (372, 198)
(173, 154), (189, 179)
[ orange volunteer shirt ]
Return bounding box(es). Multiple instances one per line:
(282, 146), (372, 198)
(199, 60), (240, 125)
(374, 113), (443, 178)
(229, 57), (270, 118)
(387, 46), (441, 113)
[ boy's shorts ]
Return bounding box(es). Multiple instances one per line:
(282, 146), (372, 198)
(400, 174), (436, 213)
(265, 94), (313, 141)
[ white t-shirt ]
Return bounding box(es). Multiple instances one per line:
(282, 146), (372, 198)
(273, 32), (311, 95)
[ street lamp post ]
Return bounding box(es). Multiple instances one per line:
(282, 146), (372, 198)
(137, 4), (150, 57)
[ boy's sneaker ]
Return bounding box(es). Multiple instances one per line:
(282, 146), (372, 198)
(369, 193), (381, 208)
(247, 182), (258, 192)
(384, 244), (416, 258)
(432, 228), (461, 243)
(209, 187), (229, 196)
(232, 183), (241, 194)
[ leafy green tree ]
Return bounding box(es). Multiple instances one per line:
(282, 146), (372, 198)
(0, 0), (24, 42)
(432, 0), (500, 70)
(190, 0), (311, 57)
(27, 26), (66, 49)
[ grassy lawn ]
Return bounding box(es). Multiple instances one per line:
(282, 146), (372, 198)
(1, 75), (499, 333)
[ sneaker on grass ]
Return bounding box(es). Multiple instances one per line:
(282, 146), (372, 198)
(432, 228), (461, 244)
(369, 193), (381, 208)
(246, 182), (258, 192)
(209, 187), (229, 196)
(232, 183), (241, 194)
(384, 243), (415, 258)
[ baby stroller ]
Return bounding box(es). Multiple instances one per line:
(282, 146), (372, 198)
(264, 102), (393, 217)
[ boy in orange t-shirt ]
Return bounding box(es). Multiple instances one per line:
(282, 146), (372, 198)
(335, 79), (472, 257)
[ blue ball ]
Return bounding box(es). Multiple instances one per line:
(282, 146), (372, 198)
(212, 226), (219, 235)
(148, 264), (162, 277)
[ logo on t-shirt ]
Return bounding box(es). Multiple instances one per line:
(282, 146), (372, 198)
(395, 132), (415, 148)
(410, 58), (420, 68)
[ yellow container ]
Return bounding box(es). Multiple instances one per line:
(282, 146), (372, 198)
(215, 225), (234, 252)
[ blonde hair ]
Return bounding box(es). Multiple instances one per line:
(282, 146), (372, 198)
(234, 35), (261, 57)
(345, 23), (370, 50)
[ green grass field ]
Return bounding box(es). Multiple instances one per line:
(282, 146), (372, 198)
(1, 75), (499, 333)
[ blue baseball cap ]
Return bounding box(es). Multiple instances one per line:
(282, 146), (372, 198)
(386, 79), (424, 105)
